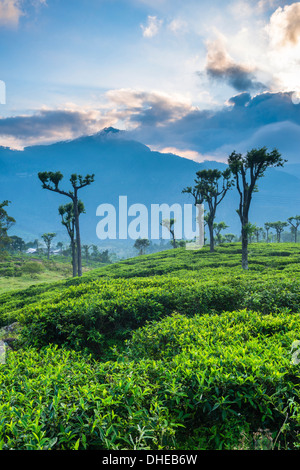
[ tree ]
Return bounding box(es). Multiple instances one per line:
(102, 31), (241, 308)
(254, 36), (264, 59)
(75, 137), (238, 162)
(42, 233), (56, 260)
(134, 238), (150, 256)
(224, 233), (236, 243)
(9, 235), (25, 252)
(244, 222), (257, 243)
(0, 201), (15, 256)
(269, 221), (288, 243)
(98, 249), (111, 264)
(194, 169), (233, 252)
(91, 245), (100, 258)
(264, 222), (272, 243)
(182, 184), (205, 246)
(161, 218), (177, 248)
(59, 201), (85, 277)
(82, 244), (92, 265)
(287, 216), (300, 243)
(38, 172), (95, 277)
(253, 226), (264, 243)
(56, 242), (64, 253)
(213, 221), (229, 245)
(228, 147), (286, 270)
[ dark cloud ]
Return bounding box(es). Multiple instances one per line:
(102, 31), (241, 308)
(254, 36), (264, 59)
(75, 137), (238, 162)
(204, 39), (267, 93)
(106, 89), (192, 127)
(227, 93), (251, 107)
(0, 108), (109, 148)
(1, 90), (300, 165)
(128, 91), (300, 163)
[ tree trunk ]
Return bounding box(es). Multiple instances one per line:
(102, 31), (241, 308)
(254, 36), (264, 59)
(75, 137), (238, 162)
(71, 239), (77, 277)
(241, 211), (249, 270)
(208, 222), (214, 252)
(170, 230), (176, 248)
(241, 223), (248, 270)
(73, 193), (82, 277)
(197, 205), (204, 248)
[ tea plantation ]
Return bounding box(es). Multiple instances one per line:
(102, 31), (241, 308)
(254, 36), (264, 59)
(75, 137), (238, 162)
(0, 243), (300, 450)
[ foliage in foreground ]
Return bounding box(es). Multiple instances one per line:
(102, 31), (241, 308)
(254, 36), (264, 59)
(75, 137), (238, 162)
(1, 310), (300, 450)
(1, 243), (300, 450)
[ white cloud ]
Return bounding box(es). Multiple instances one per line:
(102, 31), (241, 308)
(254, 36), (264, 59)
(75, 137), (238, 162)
(0, 0), (46, 27)
(168, 18), (188, 34)
(0, 0), (23, 27)
(141, 15), (163, 38)
(105, 88), (195, 128)
(267, 2), (300, 47)
(264, 3), (300, 95)
(152, 146), (220, 163)
(257, 0), (280, 11)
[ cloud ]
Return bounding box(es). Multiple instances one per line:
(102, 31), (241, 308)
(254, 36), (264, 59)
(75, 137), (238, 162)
(1, 90), (300, 166)
(0, 0), (46, 27)
(257, 0), (281, 10)
(268, 2), (300, 47)
(0, 0), (23, 26)
(127, 90), (300, 163)
(151, 146), (220, 163)
(204, 37), (267, 92)
(141, 15), (163, 38)
(167, 18), (188, 34)
(0, 107), (113, 149)
(105, 88), (194, 127)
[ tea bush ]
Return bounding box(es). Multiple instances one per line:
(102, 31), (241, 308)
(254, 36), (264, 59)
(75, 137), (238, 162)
(1, 310), (300, 450)
(1, 243), (300, 449)
(1, 244), (300, 358)
(125, 310), (300, 449)
(21, 261), (45, 275)
(0, 346), (179, 450)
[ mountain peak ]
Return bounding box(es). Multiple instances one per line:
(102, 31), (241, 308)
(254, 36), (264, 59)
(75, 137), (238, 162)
(91, 127), (123, 141)
(102, 127), (120, 134)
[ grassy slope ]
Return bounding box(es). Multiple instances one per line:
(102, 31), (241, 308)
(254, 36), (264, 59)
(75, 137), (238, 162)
(1, 242), (300, 303)
(0, 254), (110, 294)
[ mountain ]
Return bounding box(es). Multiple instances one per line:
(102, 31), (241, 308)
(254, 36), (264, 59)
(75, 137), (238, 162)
(0, 127), (299, 246)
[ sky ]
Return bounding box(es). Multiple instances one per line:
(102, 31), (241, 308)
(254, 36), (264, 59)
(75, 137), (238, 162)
(1, 0), (300, 163)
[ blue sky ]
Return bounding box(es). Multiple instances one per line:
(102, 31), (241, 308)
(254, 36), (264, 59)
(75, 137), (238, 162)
(1, 0), (300, 163)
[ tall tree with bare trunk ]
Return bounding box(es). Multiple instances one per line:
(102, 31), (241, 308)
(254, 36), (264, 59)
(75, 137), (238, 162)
(38, 171), (95, 277)
(228, 147), (286, 270)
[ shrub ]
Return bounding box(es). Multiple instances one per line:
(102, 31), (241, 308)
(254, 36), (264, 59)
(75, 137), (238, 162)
(21, 262), (45, 275)
(125, 311), (300, 449)
(0, 346), (179, 450)
(1, 310), (300, 450)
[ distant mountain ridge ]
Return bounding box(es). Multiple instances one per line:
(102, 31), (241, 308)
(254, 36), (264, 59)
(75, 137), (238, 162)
(0, 127), (299, 245)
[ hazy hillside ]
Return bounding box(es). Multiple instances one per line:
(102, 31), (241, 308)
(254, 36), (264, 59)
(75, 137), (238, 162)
(1, 127), (299, 244)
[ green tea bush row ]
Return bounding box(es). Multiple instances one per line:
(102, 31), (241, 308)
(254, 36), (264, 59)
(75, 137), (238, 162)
(0, 346), (178, 450)
(1, 310), (300, 450)
(12, 274), (300, 358)
(125, 310), (300, 449)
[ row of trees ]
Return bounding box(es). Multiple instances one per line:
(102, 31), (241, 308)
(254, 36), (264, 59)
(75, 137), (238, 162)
(183, 147), (287, 270)
(36, 147), (288, 272)
(0, 147), (290, 273)
(0, 201), (16, 258)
